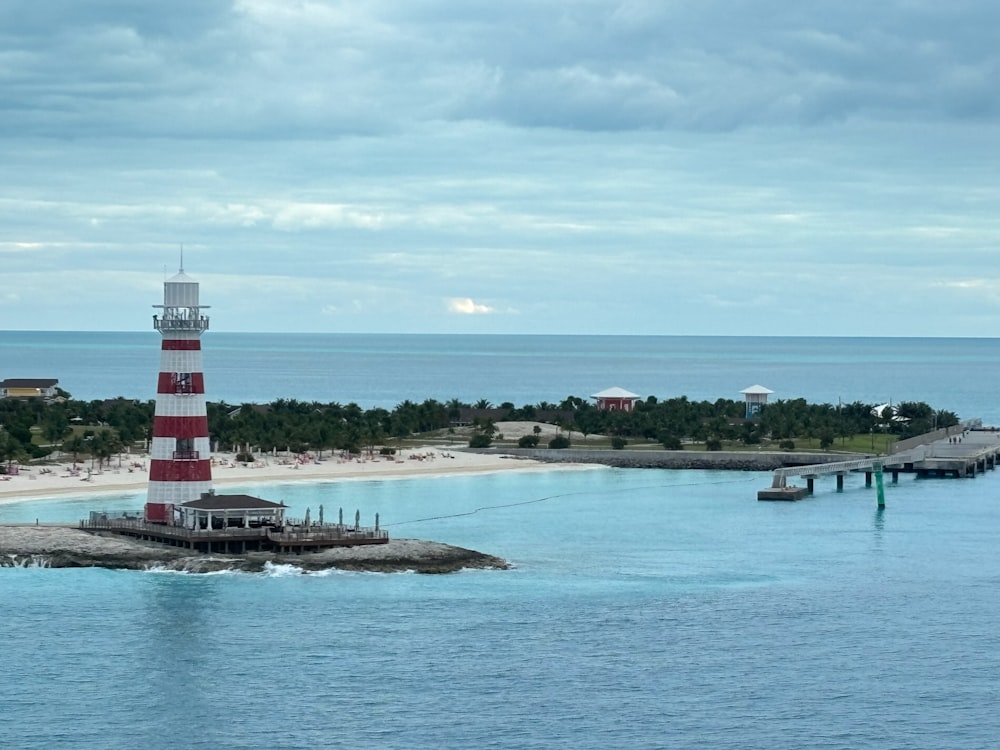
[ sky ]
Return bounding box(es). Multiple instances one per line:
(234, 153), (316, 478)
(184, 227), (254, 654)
(2, 0), (999, 335)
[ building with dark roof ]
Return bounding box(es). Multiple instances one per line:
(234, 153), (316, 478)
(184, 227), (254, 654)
(179, 492), (286, 530)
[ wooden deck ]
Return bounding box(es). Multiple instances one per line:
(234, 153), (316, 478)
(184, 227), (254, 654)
(80, 517), (389, 554)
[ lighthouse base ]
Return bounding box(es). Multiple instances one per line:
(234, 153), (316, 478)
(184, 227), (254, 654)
(144, 503), (174, 524)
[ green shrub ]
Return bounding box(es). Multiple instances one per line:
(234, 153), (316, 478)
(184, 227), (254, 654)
(610, 436), (627, 450)
(469, 433), (493, 448)
(779, 439), (796, 451)
(236, 452), (254, 463)
(548, 435), (571, 449)
(517, 434), (540, 448)
(379, 447), (396, 455)
(660, 435), (683, 450)
(705, 438), (722, 451)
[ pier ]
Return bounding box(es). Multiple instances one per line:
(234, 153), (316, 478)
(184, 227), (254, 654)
(758, 423), (1000, 500)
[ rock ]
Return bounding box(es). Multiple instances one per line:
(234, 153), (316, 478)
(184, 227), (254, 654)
(0, 526), (508, 574)
(478, 448), (866, 472)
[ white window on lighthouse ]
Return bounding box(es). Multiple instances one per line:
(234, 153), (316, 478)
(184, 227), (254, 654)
(173, 372), (193, 394)
(174, 437), (198, 460)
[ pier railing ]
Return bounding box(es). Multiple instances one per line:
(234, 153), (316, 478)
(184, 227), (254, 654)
(770, 452), (918, 487)
(80, 517), (270, 539)
(79, 516), (388, 543)
(268, 526), (388, 543)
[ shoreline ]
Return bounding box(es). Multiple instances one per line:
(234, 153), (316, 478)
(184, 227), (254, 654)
(0, 447), (596, 506)
(0, 445), (596, 574)
(0, 444), (879, 508)
(486, 447), (870, 471)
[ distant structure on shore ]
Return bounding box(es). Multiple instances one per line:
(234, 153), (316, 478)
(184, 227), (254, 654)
(591, 386), (640, 412)
(0, 378), (59, 400)
(740, 384), (774, 419)
(145, 265), (212, 523)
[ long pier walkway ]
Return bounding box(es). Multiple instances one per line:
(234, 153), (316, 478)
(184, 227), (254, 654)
(759, 422), (1000, 500)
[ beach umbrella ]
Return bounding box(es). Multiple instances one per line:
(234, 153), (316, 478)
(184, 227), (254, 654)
(318, 504), (324, 525)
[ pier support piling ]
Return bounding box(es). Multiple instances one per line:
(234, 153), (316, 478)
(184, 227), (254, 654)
(874, 462), (885, 509)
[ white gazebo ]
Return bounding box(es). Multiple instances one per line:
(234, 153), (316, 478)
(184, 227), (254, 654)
(179, 492), (286, 530)
(740, 384), (774, 418)
(591, 387), (641, 412)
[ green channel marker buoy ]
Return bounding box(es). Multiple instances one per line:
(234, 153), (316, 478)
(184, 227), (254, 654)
(874, 461), (885, 508)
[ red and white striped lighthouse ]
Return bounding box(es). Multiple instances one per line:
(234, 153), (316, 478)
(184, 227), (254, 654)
(144, 266), (212, 524)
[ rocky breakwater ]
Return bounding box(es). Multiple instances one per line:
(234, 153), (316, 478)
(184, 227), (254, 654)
(0, 525), (508, 574)
(492, 448), (867, 471)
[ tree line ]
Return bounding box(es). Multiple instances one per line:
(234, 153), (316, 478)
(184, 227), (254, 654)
(0, 392), (961, 467)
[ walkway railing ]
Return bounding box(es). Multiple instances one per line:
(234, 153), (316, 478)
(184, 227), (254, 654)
(268, 525), (387, 543)
(770, 452), (918, 487)
(79, 517), (388, 543)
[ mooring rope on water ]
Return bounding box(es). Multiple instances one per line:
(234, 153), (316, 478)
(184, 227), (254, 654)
(383, 474), (758, 527)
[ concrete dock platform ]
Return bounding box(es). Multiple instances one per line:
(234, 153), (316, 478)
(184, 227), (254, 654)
(757, 486), (809, 501)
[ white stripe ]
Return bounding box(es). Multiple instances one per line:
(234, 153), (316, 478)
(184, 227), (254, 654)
(154, 393), (208, 417)
(159, 330), (203, 342)
(147, 480), (213, 505)
(157, 350), (205, 374)
(150, 437), (212, 460)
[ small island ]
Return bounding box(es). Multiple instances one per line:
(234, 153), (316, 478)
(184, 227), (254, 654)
(0, 525), (508, 574)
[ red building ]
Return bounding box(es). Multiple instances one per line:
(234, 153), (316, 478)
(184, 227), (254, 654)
(590, 386), (641, 412)
(145, 267), (213, 524)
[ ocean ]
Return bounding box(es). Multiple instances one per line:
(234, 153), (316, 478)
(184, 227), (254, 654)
(3, 331), (1000, 420)
(2, 334), (1000, 749)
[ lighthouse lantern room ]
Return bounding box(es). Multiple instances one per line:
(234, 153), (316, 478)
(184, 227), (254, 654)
(145, 266), (213, 524)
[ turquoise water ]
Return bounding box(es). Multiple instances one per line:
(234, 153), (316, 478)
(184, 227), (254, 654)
(4, 333), (1000, 748)
(3, 467), (1000, 749)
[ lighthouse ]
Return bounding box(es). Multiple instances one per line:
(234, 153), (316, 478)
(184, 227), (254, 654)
(145, 265), (212, 524)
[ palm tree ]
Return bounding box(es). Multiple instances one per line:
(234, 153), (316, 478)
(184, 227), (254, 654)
(62, 435), (87, 465)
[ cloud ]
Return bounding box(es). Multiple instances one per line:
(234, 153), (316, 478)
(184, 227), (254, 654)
(1, 3), (1000, 334)
(4, 1), (1000, 140)
(448, 298), (495, 315)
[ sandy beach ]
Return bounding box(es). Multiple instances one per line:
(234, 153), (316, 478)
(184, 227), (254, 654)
(0, 437), (580, 572)
(0, 437), (579, 506)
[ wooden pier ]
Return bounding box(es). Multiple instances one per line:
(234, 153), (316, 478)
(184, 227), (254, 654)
(758, 424), (1000, 501)
(80, 517), (389, 554)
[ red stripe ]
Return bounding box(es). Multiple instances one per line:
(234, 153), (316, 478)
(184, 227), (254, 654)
(149, 460), (213, 482)
(152, 416), (209, 438)
(144, 503), (172, 523)
(161, 340), (202, 351)
(156, 372), (206, 394)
